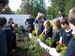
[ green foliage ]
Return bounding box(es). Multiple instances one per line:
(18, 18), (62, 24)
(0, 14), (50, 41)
(27, 48), (43, 56)
(16, 0), (46, 18)
(56, 44), (62, 51)
(56, 43), (67, 55)
(45, 38), (54, 46)
(47, 0), (75, 20)
(60, 50), (66, 56)
(16, 9), (22, 14)
(0, 7), (15, 14)
(21, 37), (44, 56)
(16, 26), (23, 36)
(39, 34), (45, 41)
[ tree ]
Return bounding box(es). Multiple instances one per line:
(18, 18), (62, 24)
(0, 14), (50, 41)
(49, 0), (75, 19)
(63, 0), (75, 14)
(20, 0), (33, 14)
(16, 0), (46, 17)
(0, 7), (15, 14)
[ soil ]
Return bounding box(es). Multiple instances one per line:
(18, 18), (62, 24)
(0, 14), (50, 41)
(42, 50), (51, 56)
(10, 47), (27, 56)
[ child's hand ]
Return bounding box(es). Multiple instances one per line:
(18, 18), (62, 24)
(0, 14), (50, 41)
(59, 43), (65, 47)
(41, 32), (45, 35)
(59, 43), (63, 46)
(56, 42), (65, 46)
(56, 41), (59, 44)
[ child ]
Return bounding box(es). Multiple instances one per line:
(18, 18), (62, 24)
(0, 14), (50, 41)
(42, 20), (53, 40)
(59, 19), (73, 46)
(52, 19), (61, 47)
(65, 7), (75, 56)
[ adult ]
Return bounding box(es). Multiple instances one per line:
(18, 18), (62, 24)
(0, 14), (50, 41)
(58, 9), (67, 20)
(35, 16), (44, 36)
(25, 15), (35, 33)
(8, 18), (14, 24)
(25, 15), (35, 39)
(36, 11), (46, 21)
(65, 7), (75, 56)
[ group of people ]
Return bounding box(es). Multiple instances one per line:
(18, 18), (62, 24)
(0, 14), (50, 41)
(24, 9), (75, 56)
(0, 17), (17, 56)
(52, 9), (75, 56)
(0, 0), (17, 56)
(0, 0), (75, 56)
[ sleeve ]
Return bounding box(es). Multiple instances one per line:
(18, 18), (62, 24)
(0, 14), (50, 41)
(53, 31), (60, 41)
(35, 19), (38, 24)
(44, 27), (53, 39)
(46, 27), (53, 36)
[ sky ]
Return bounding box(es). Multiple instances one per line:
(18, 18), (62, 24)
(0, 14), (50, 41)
(9, 0), (22, 11)
(9, 0), (50, 11)
(45, 0), (51, 7)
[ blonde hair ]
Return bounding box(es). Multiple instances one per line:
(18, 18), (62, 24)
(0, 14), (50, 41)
(44, 20), (51, 26)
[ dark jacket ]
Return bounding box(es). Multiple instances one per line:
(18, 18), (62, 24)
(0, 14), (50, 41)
(53, 31), (60, 41)
(4, 28), (13, 48)
(53, 29), (73, 46)
(3, 28), (13, 53)
(44, 26), (53, 40)
(25, 19), (34, 32)
(4, 28), (16, 56)
(65, 37), (75, 56)
(52, 30), (60, 47)
(0, 27), (7, 56)
(59, 29), (73, 46)
(12, 31), (16, 49)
